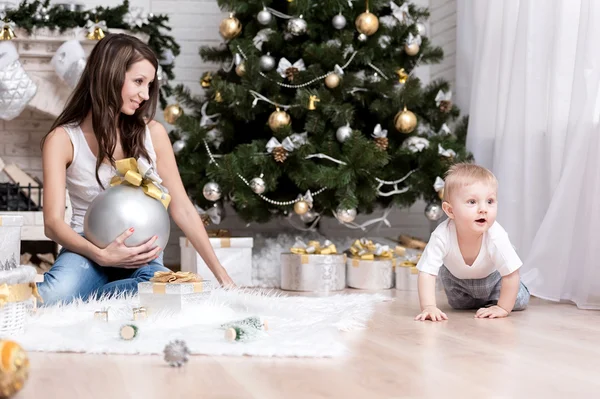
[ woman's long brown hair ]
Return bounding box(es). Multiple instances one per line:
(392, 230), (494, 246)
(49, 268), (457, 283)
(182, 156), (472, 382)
(41, 33), (159, 188)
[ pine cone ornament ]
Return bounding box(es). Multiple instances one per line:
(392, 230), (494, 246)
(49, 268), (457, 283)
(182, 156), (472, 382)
(200, 214), (211, 226)
(164, 340), (190, 367)
(374, 137), (388, 150)
(439, 100), (452, 113)
(272, 146), (288, 163)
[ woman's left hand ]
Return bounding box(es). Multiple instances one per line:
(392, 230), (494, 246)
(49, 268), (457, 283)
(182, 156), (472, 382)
(216, 271), (236, 289)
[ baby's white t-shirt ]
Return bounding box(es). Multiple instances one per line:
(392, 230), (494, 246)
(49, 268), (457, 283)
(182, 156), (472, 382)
(416, 219), (522, 279)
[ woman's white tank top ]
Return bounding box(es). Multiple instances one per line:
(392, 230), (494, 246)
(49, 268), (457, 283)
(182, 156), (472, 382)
(62, 124), (158, 233)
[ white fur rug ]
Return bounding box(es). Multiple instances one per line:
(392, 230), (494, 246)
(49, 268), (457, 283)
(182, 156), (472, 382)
(15, 289), (388, 358)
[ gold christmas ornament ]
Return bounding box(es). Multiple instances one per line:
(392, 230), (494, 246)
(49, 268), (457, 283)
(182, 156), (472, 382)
(0, 340), (29, 398)
(200, 72), (212, 88)
(86, 25), (106, 41)
(404, 42), (420, 56)
(308, 95), (320, 110)
(268, 107), (291, 131)
(294, 200), (310, 215)
(396, 68), (408, 84)
(214, 91), (223, 102)
(394, 106), (417, 133)
(374, 136), (388, 151)
(272, 146), (288, 163)
(235, 63), (246, 77)
(355, 11), (379, 36)
(324, 73), (341, 89)
(163, 104), (183, 125)
(219, 14), (242, 40)
(0, 23), (16, 41)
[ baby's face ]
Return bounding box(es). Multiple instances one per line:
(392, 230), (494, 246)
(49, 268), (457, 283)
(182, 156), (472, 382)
(447, 181), (497, 234)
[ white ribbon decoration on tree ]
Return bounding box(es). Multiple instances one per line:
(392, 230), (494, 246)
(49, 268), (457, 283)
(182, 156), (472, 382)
(86, 19), (107, 35)
(123, 7), (149, 27)
(391, 1), (411, 23)
(253, 28), (274, 50)
(405, 32), (422, 46)
(438, 144), (456, 158)
(434, 176), (445, 197)
(438, 123), (451, 135)
(371, 124), (388, 139)
(435, 89), (452, 106)
(276, 58), (306, 79)
(402, 136), (430, 153)
(265, 132), (307, 154)
(200, 102), (220, 127)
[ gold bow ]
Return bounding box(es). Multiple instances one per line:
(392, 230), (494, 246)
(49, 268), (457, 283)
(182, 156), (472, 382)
(110, 158), (171, 209)
(290, 240), (338, 255)
(150, 271), (202, 283)
(349, 239), (394, 260)
(0, 283), (43, 307)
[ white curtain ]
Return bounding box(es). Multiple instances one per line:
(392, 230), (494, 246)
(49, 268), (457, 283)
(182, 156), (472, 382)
(456, 0), (600, 309)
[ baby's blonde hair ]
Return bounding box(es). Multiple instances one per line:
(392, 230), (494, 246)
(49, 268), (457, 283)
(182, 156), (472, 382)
(443, 163), (497, 202)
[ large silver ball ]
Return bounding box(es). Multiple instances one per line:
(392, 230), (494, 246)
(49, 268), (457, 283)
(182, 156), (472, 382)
(83, 184), (171, 250)
(202, 182), (222, 201)
(336, 124), (353, 142)
(287, 17), (307, 35)
(172, 139), (186, 154)
(424, 202), (444, 221)
(257, 9), (272, 25)
(259, 54), (276, 72)
(250, 177), (266, 194)
(336, 207), (357, 223)
(332, 14), (347, 30)
(416, 21), (427, 36)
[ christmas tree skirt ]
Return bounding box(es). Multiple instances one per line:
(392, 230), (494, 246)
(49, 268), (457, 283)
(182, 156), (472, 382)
(15, 289), (388, 358)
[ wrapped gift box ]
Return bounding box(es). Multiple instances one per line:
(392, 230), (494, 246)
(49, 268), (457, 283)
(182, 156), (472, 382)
(347, 257), (396, 290)
(180, 236), (253, 287)
(0, 215), (23, 270)
(395, 263), (419, 291)
(280, 253), (346, 292)
(138, 279), (215, 311)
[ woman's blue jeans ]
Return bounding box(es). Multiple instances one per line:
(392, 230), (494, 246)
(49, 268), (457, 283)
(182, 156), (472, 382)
(36, 246), (169, 306)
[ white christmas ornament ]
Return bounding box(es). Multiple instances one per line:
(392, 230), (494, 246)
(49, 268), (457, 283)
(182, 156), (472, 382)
(402, 136), (430, 153)
(0, 42), (38, 121)
(51, 39), (86, 89)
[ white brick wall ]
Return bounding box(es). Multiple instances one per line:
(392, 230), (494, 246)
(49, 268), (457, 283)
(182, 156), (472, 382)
(0, 0), (457, 266)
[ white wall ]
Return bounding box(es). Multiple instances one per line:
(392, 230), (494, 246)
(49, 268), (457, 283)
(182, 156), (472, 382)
(0, 0), (458, 266)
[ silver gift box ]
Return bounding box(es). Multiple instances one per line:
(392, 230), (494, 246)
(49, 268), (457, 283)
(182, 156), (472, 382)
(280, 253), (346, 292)
(346, 258), (395, 290)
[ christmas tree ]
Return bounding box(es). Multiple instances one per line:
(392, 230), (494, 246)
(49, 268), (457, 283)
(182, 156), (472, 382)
(166, 0), (471, 227)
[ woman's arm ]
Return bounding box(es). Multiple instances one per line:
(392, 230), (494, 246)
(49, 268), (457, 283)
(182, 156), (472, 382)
(42, 128), (161, 268)
(148, 121), (234, 286)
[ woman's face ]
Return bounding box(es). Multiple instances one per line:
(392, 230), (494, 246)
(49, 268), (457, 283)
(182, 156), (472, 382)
(120, 59), (155, 115)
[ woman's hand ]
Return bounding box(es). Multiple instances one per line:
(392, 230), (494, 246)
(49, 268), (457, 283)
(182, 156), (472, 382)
(94, 228), (161, 268)
(215, 270), (236, 289)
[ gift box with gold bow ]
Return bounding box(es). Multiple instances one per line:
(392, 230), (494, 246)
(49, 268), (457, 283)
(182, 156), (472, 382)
(0, 265), (41, 336)
(280, 239), (346, 292)
(138, 271), (214, 312)
(179, 235), (254, 287)
(345, 239), (397, 290)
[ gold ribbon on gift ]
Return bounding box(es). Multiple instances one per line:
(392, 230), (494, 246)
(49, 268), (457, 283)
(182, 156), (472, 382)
(207, 229), (231, 238)
(151, 281), (206, 294)
(110, 158), (172, 209)
(0, 283), (43, 307)
(290, 239), (338, 255)
(151, 271), (202, 283)
(348, 239), (394, 260)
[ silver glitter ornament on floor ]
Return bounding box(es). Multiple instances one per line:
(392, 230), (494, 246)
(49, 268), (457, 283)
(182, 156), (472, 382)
(250, 176), (266, 194)
(257, 8), (272, 25)
(424, 202), (444, 221)
(287, 16), (307, 35)
(163, 340), (190, 367)
(259, 53), (276, 72)
(83, 184), (171, 250)
(336, 124), (353, 143)
(336, 207), (357, 223)
(202, 182), (222, 201)
(332, 14), (346, 30)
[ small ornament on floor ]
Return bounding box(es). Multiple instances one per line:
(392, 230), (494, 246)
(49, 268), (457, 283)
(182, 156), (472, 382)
(94, 308), (109, 322)
(164, 340), (190, 367)
(133, 307), (147, 321)
(119, 324), (139, 341)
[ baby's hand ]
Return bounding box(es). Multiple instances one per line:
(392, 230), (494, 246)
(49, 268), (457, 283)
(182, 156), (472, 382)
(415, 306), (448, 322)
(475, 305), (509, 319)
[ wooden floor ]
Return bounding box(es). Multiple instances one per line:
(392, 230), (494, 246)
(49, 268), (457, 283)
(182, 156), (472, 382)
(19, 290), (600, 399)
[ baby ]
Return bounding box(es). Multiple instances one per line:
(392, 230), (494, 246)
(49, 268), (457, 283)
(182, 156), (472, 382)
(415, 163), (530, 321)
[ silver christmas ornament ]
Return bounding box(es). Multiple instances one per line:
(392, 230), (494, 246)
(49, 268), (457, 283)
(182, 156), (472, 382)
(336, 207), (357, 223)
(424, 202), (444, 221)
(83, 184), (171, 250)
(172, 139), (186, 154)
(257, 8), (272, 25)
(416, 21), (427, 36)
(250, 176), (266, 194)
(163, 340), (190, 367)
(202, 182), (222, 201)
(259, 53), (276, 72)
(358, 33), (368, 42)
(160, 49), (175, 66)
(287, 16), (307, 35)
(332, 14), (347, 30)
(336, 124), (353, 143)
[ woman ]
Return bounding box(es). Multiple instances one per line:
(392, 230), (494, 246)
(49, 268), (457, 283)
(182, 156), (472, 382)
(38, 34), (234, 305)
